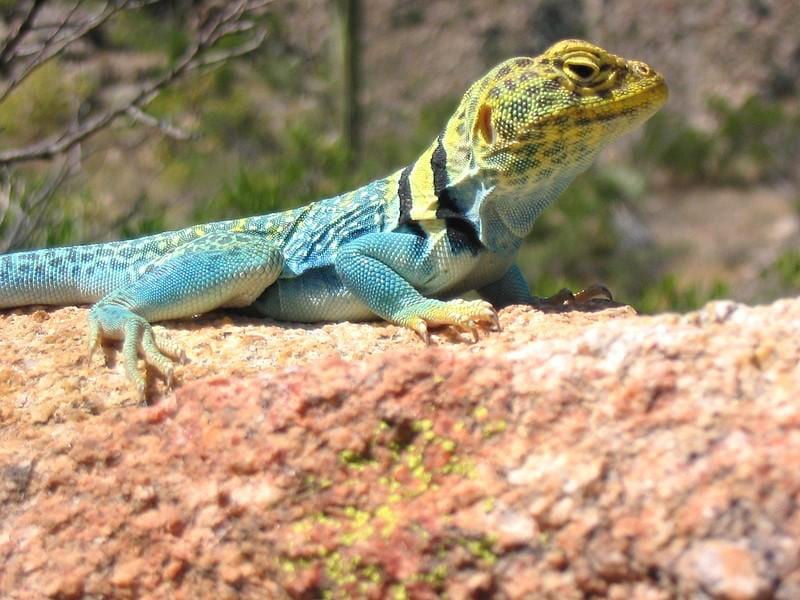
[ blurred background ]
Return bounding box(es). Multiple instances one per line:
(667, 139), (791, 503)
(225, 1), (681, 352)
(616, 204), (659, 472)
(1, 0), (798, 312)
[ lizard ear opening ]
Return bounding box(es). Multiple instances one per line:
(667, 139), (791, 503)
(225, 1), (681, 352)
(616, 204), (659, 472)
(474, 104), (495, 145)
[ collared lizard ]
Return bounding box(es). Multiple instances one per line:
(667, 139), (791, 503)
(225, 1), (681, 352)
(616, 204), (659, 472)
(0, 40), (668, 395)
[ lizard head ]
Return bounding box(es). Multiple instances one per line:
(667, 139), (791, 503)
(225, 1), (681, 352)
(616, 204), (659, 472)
(457, 39), (668, 185)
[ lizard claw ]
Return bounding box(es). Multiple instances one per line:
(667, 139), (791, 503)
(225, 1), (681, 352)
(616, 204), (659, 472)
(87, 318), (101, 362)
(88, 304), (185, 397)
(571, 283), (613, 303)
(489, 310), (501, 332)
(400, 299), (499, 343)
(409, 318), (431, 344)
(538, 288), (577, 306)
(536, 283), (614, 307)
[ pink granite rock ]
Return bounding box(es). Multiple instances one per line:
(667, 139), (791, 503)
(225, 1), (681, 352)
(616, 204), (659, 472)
(1, 298), (799, 597)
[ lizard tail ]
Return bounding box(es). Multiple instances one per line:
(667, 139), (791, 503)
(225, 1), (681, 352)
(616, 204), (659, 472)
(0, 243), (131, 309)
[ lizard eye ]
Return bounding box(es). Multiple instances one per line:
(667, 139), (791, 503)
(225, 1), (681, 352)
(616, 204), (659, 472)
(563, 57), (600, 82)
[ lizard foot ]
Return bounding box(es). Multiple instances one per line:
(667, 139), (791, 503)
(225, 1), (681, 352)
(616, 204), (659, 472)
(399, 298), (500, 344)
(535, 283), (613, 307)
(88, 304), (185, 399)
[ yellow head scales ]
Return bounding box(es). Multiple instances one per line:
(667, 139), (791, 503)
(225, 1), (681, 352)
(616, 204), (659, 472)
(442, 39), (668, 186)
(402, 40), (667, 237)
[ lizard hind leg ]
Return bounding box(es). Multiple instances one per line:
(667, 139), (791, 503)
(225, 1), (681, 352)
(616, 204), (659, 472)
(88, 231), (284, 398)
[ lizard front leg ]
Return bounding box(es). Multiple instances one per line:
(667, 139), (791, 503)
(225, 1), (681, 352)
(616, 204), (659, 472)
(478, 264), (613, 308)
(335, 232), (498, 342)
(89, 232), (283, 396)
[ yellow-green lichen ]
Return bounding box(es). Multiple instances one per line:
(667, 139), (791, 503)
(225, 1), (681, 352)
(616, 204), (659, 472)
(320, 551), (386, 597)
(390, 584), (409, 600)
(324, 551), (360, 586)
(340, 507), (375, 546)
(415, 562), (449, 586)
(375, 504), (400, 537)
(441, 454), (476, 478)
(304, 474), (334, 489)
(339, 449), (375, 470)
(463, 535), (499, 566)
(439, 438), (457, 453)
(412, 419), (433, 433)
(482, 419), (508, 437)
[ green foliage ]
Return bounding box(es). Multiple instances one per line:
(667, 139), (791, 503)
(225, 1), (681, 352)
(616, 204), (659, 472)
(195, 123), (354, 223)
(710, 96), (800, 182)
(637, 95), (800, 185)
(524, 93), (800, 311)
(634, 110), (715, 183)
(0, 0), (19, 12)
(519, 165), (730, 314)
(119, 200), (167, 239)
(0, 61), (93, 144)
(638, 275), (729, 314)
(105, 5), (189, 58)
(772, 250), (800, 291)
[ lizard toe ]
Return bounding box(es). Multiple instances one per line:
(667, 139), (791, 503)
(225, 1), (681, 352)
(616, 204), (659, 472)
(89, 302), (181, 396)
(399, 298), (499, 342)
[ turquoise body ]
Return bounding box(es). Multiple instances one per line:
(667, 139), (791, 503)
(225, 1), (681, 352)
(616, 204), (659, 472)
(0, 171), (531, 322)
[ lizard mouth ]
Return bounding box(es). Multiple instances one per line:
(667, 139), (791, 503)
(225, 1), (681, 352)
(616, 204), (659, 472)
(549, 62), (668, 123)
(577, 71), (669, 123)
(505, 70), (668, 151)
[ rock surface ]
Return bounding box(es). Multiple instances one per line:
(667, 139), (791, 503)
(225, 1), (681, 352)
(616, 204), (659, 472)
(1, 299), (799, 598)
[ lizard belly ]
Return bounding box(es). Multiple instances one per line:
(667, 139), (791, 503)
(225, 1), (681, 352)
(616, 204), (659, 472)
(251, 267), (376, 323)
(412, 232), (515, 299)
(404, 230), (483, 297)
(436, 251), (516, 298)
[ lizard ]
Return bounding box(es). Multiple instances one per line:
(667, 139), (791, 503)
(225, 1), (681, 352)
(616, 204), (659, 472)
(0, 39), (668, 396)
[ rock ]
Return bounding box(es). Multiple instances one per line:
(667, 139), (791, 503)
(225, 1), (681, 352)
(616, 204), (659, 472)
(1, 298), (799, 597)
(677, 540), (771, 600)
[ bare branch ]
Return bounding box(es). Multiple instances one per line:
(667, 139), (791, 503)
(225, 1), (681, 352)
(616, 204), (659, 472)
(245, 0), (281, 12)
(192, 28), (267, 69)
(0, 154), (78, 251)
(12, 0), (84, 60)
(0, 0), (48, 72)
(126, 106), (194, 141)
(0, 0), (268, 166)
(0, 170), (11, 230)
(0, 1), (137, 103)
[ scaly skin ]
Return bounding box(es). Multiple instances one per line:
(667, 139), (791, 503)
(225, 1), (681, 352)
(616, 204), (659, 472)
(0, 40), (668, 396)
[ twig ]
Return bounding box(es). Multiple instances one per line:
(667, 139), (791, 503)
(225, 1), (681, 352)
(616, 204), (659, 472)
(192, 28), (267, 70)
(0, 1), (153, 104)
(0, 0), (48, 73)
(0, 154), (77, 251)
(0, 0), (267, 165)
(125, 106), (194, 141)
(14, 155), (77, 246)
(12, 0), (84, 60)
(0, 169), (11, 230)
